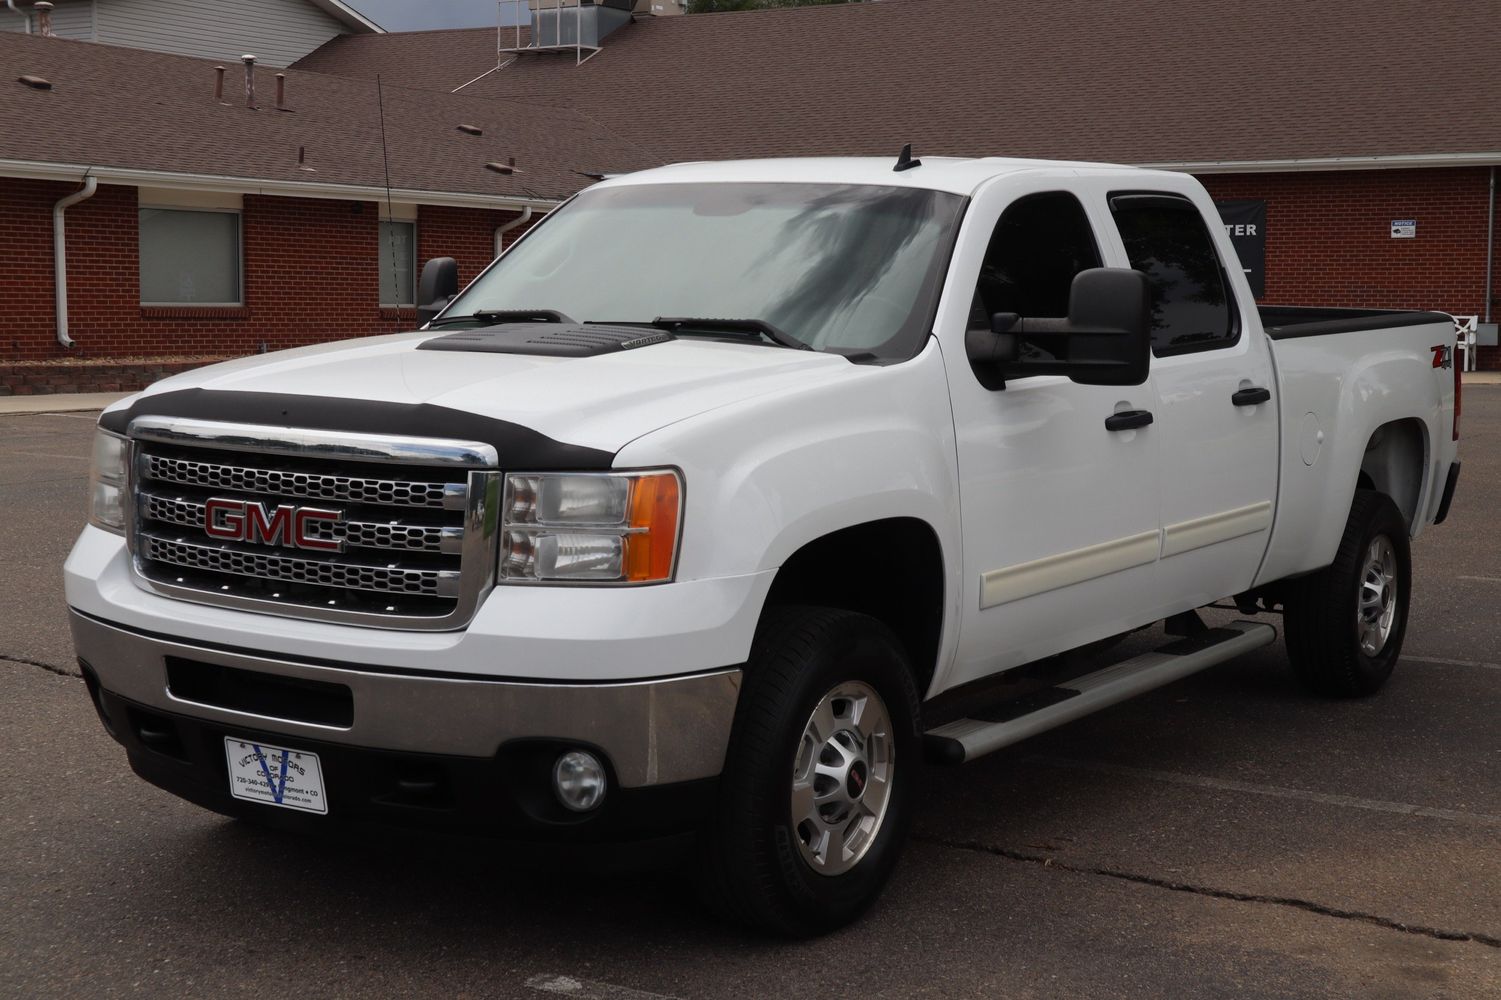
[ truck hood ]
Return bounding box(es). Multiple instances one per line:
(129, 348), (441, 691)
(117, 332), (856, 454)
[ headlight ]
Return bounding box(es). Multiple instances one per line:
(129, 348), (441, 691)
(500, 470), (681, 584)
(88, 429), (128, 534)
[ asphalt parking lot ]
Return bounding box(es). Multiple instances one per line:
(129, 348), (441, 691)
(3, 389), (1500, 999)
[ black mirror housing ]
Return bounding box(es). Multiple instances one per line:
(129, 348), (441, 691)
(965, 267), (1152, 388)
(416, 257), (460, 327)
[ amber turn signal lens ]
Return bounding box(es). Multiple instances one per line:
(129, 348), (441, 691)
(623, 472), (681, 582)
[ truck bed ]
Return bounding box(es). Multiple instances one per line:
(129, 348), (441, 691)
(1258, 305), (1455, 340)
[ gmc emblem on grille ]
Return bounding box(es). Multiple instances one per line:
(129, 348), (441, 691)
(203, 498), (345, 553)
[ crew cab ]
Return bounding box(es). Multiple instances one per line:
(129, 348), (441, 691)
(66, 155), (1462, 935)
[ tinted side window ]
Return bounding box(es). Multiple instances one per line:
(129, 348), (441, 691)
(968, 192), (1102, 327)
(1109, 193), (1237, 355)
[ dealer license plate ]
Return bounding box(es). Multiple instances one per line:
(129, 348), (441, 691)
(224, 737), (328, 814)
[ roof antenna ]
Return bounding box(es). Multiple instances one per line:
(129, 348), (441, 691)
(893, 143), (922, 172)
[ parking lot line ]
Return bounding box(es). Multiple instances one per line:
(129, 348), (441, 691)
(1030, 756), (1501, 828)
(526, 974), (680, 999)
(1404, 653), (1501, 671)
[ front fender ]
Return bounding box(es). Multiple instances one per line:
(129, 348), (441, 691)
(613, 338), (964, 667)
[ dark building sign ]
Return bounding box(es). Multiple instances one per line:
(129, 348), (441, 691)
(1215, 199), (1267, 298)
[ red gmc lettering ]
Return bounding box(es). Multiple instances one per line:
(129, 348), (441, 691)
(202, 499), (343, 551)
(203, 497), (246, 540)
(294, 509), (344, 552)
(245, 503), (295, 546)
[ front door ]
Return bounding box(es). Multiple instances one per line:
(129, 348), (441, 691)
(942, 178), (1164, 690)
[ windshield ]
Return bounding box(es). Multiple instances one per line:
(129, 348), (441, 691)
(440, 182), (966, 361)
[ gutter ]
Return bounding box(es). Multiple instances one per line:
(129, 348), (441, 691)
(53, 173), (97, 349)
(1139, 151), (1501, 175)
(494, 206), (533, 257)
(0, 159), (562, 212)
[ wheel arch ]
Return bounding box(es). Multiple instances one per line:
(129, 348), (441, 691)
(1358, 417), (1429, 531)
(760, 517), (946, 699)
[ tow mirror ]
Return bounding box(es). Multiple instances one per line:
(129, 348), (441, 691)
(965, 267), (1152, 389)
(416, 257), (459, 327)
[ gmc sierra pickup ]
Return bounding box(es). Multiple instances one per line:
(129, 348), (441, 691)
(67, 155), (1461, 935)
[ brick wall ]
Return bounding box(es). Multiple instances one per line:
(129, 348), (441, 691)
(0, 178), (534, 363)
(1199, 167), (1496, 319)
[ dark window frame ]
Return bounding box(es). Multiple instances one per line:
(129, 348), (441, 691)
(1107, 190), (1242, 358)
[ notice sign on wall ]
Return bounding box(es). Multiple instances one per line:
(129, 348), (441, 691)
(1215, 200), (1266, 298)
(1391, 219), (1417, 239)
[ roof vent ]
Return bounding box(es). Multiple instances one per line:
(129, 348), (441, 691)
(32, 1), (53, 37)
(457, 124), (483, 136)
(241, 54), (256, 110)
(17, 75), (52, 90)
(485, 157), (521, 175)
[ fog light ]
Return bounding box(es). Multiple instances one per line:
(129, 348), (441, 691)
(553, 750), (607, 812)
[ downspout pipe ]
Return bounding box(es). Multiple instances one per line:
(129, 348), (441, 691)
(53, 174), (97, 349)
(1486, 166), (1495, 325)
(494, 206), (533, 258)
(4, 0), (30, 33)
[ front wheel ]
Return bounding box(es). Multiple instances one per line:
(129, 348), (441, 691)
(1283, 489), (1412, 697)
(698, 606), (922, 936)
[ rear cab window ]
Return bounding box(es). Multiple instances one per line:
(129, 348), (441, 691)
(1108, 193), (1239, 356)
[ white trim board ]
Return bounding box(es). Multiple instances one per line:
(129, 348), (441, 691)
(0, 159), (559, 211)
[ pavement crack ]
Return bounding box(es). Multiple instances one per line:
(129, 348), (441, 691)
(917, 834), (1501, 949)
(0, 653), (79, 678)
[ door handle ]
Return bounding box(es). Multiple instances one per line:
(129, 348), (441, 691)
(1232, 386), (1272, 407)
(1104, 409), (1154, 432)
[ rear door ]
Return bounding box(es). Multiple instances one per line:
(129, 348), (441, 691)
(1102, 189), (1278, 607)
(943, 175), (1164, 689)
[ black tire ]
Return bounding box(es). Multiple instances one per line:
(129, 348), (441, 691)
(698, 606), (923, 937)
(1283, 489), (1411, 697)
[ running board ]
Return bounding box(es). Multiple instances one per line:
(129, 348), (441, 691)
(924, 620), (1277, 765)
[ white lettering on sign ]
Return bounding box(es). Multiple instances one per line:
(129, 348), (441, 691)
(1223, 224), (1258, 237)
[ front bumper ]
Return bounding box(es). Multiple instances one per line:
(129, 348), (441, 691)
(72, 611), (741, 839)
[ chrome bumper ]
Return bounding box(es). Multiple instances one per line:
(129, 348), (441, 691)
(69, 611), (741, 788)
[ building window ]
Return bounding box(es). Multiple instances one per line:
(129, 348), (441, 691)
(379, 221), (416, 306)
(139, 208), (241, 305)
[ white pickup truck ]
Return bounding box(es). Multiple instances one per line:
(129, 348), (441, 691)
(67, 155), (1461, 935)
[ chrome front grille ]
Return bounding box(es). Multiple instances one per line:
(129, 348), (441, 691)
(139, 493), (462, 554)
(143, 454), (458, 508)
(126, 416), (499, 631)
(138, 535), (461, 596)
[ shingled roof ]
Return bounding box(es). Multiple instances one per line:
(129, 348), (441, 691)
(296, 0), (1501, 170)
(0, 30), (652, 204)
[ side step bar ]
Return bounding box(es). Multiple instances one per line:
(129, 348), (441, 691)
(925, 620), (1277, 765)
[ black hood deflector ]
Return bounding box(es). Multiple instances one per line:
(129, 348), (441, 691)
(418, 323), (673, 358)
(100, 389), (615, 470)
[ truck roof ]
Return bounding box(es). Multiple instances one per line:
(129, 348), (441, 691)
(597, 155), (1173, 196)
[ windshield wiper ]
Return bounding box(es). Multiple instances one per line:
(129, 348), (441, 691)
(428, 308), (576, 327)
(640, 317), (812, 351)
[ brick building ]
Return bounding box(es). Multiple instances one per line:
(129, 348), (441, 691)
(300, 0), (1501, 369)
(4, 0), (1498, 393)
(0, 29), (649, 393)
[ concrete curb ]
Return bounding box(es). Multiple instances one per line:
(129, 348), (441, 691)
(0, 392), (131, 415)
(1462, 371), (1501, 386)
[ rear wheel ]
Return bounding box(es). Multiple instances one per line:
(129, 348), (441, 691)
(1283, 490), (1411, 697)
(698, 606), (922, 936)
